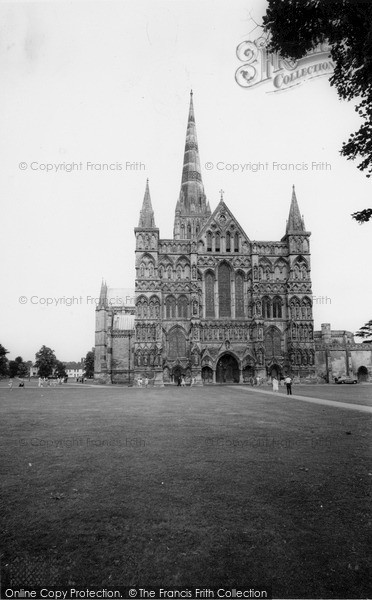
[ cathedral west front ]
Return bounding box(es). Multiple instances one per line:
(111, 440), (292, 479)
(94, 93), (371, 385)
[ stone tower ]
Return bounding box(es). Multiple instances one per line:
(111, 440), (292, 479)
(94, 280), (110, 382)
(281, 186), (315, 376)
(133, 179), (164, 385)
(173, 91), (211, 240)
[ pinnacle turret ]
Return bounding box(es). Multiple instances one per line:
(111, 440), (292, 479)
(138, 179), (156, 228)
(98, 279), (107, 309)
(286, 185), (305, 233)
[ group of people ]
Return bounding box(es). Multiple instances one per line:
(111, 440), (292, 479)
(8, 379), (25, 390)
(176, 375), (198, 386)
(248, 375), (262, 386)
(38, 377), (66, 387)
(136, 375), (198, 387)
(248, 374), (293, 395)
(271, 375), (293, 395)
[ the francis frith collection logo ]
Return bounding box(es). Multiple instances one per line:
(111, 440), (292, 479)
(235, 33), (334, 92)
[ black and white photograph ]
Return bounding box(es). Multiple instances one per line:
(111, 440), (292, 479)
(1, 1), (371, 598)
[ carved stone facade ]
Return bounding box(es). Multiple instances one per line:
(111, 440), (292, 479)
(132, 190), (316, 385)
(94, 93), (372, 385)
(129, 93), (317, 385)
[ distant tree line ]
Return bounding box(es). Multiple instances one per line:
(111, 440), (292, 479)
(0, 344), (95, 379)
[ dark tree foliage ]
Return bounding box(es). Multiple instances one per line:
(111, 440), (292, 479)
(35, 345), (57, 378)
(355, 319), (372, 343)
(17, 361), (29, 378)
(263, 0), (372, 223)
(84, 350), (95, 378)
(55, 360), (67, 378)
(8, 356), (29, 379)
(9, 361), (18, 378)
(0, 344), (9, 377)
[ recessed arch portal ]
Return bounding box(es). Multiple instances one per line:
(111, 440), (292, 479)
(357, 366), (369, 382)
(216, 353), (239, 383)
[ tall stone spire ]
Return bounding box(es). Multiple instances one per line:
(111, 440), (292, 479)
(173, 91), (210, 239)
(98, 279), (107, 309)
(138, 179), (156, 228)
(286, 185), (305, 233)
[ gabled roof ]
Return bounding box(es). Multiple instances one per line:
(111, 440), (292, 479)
(198, 198), (250, 243)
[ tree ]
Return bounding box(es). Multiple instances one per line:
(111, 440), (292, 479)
(355, 319), (372, 343)
(84, 350), (95, 378)
(54, 360), (67, 379)
(8, 360), (18, 378)
(17, 361), (29, 378)
(35, 346), (57, 378)
(263, 0), (372, 223)
(9, 356), (29, 379)
(0, 344), (9, 377)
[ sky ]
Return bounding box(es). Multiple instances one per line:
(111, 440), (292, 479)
(1, 0), (371, 362)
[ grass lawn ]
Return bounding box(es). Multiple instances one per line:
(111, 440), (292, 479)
(0, 384), (371, 599)
(263, 382), (372, 407)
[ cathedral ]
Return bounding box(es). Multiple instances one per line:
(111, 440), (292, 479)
(94, 93), (371, 385)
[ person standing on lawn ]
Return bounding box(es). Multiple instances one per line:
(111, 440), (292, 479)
(272, 377), (279, 392)
(284, 375), (292, 395)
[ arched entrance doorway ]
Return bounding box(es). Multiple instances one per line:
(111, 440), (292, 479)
(172, 365), (183, 384)
(357, 366), (369, 382)
(202, 366), (213, 383)
(243, 365), (255, 382)
(216, 354), (239, 383)
(268, 363), (282, 380)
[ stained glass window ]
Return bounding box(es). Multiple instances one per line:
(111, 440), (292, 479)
(168, 328), (187, 359)
(264, 328), (281, 357)
(205, 272), (215, 317)
(178, 296), (188, 318)
(235, 272), (244, 317)
(165, 296), (176, 318)
(219, 263), (231, 317)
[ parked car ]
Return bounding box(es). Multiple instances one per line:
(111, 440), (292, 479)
(335, 376), (358, 384)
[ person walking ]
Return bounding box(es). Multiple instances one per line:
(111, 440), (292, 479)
(272, 377), (279, 392)
(144, 377), (149, 388)
(284, 375), (292, 395)
(180, 375), (186, 387)
(8, 379), (14, 391)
